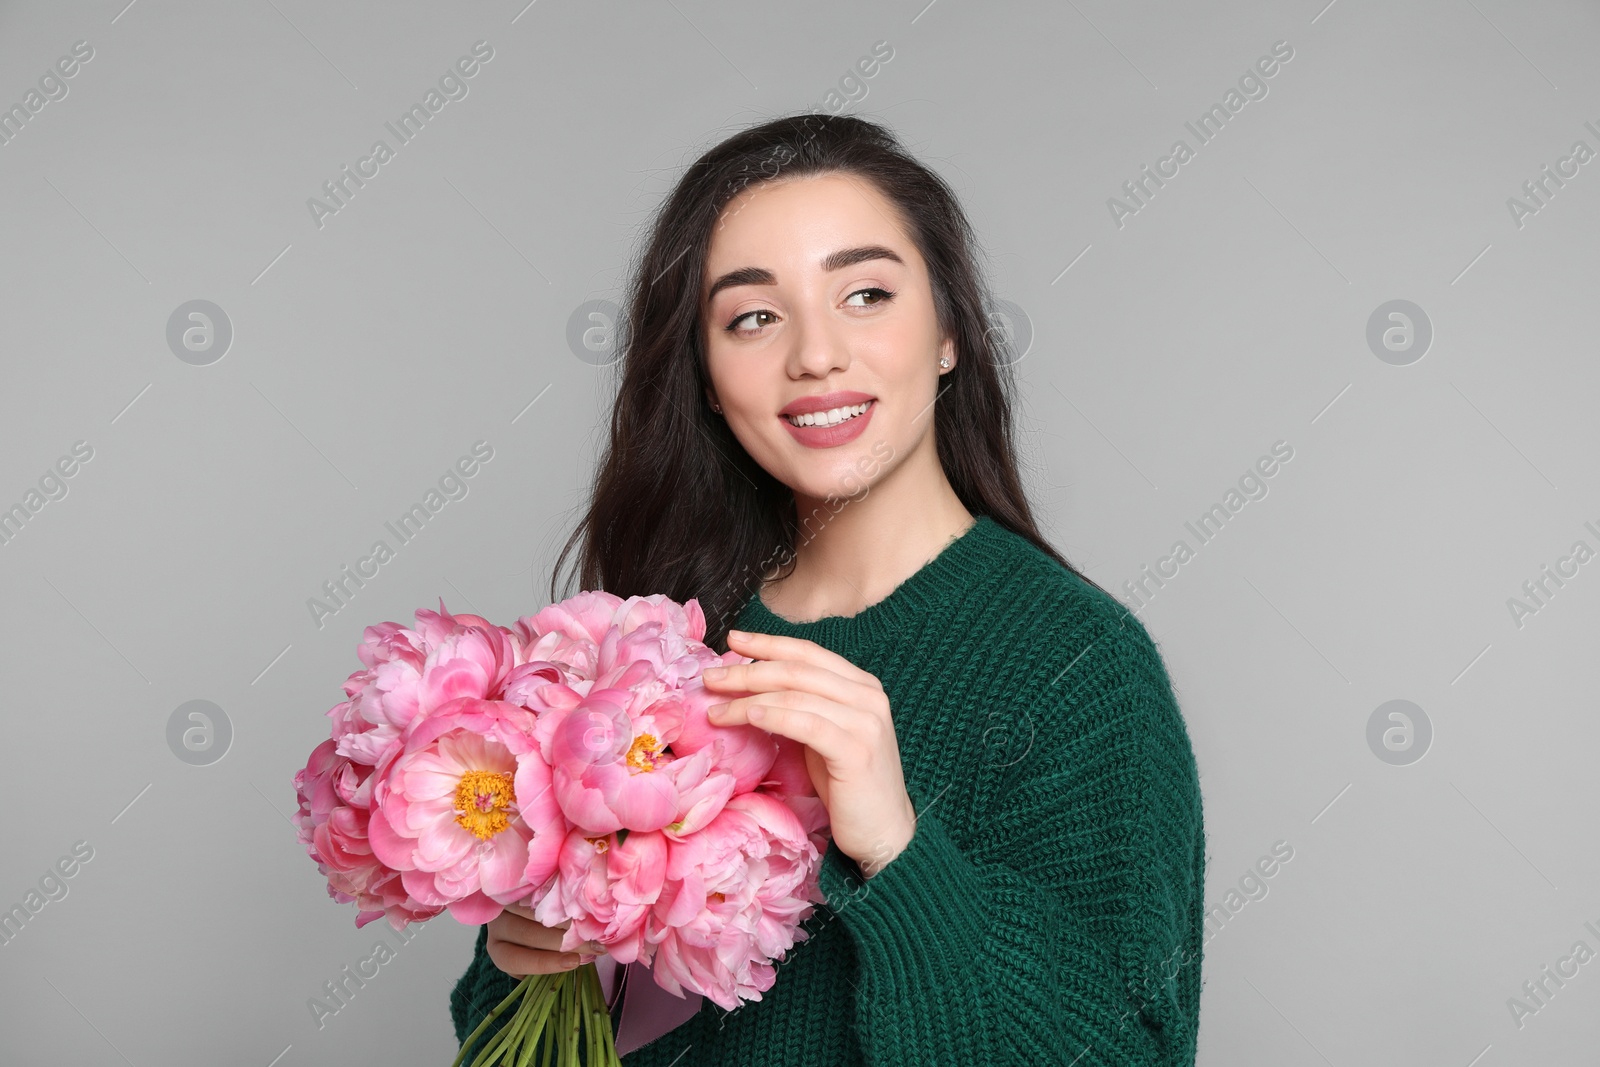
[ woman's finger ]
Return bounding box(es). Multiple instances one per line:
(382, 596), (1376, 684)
(724, 630), (880, 688)
(487, 939), (587, 978)
(708, 690), (854, 763)
(496, 908), (602, 954)
(494, 908), (563, 949)
(703, 658), (879, 714)
(487, 913), (610, 978)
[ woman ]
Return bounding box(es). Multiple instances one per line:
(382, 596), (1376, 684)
(450, 112), (1205, 1066)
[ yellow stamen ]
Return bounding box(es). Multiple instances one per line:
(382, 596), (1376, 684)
(454, 769), (516, 841)
(625, 732), (663, 773)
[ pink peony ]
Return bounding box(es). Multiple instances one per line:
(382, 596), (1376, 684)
(670, 673), (780, 795)
(293, 737), (443, 930)
(537, 688), (738, 836)
(331, 602), (514, 769)
(367, 697), (565, 924)
(531, 825), (670, 965)
(295, 590), (831, 1043)
(644, 791), (824, 1010)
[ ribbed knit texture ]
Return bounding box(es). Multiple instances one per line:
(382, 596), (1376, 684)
(450, 514), (1206, 1065)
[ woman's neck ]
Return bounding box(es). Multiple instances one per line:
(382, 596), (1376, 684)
(761, 474), (975, 624)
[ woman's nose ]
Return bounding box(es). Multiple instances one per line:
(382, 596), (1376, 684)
(785, 316), (851, 378)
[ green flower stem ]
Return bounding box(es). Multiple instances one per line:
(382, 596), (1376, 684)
(507, 977), (558, 1065)
(471, 975), (547, 1067)
(513, 979), (548, 1067)
(452, 962), (622, 1067)
(456, 971), (558, 1067)
(564, 966), (579, 1064)
(451, 973), (538, 1067)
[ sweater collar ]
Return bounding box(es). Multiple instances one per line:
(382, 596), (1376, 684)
(732, 514), (1007, 652)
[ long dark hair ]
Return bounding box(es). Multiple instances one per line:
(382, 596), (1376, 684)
(550, 111), (1106, 650)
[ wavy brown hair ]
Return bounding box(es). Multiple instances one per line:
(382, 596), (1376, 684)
(550, 111), (1105, 650)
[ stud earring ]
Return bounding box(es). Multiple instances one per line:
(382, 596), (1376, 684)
(711, 402), (722, 414)
(939, 357), (951, 369)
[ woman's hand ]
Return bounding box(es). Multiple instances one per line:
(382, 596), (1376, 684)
(485, 903), (606, 980)
(703, 629), (918, 879)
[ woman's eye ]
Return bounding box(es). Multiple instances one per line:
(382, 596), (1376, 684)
(845, 287), (895, 308)
(726, 309), (776, 334)
(724, 289), (894, 336)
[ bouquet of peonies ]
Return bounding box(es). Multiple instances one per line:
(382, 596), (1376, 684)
(291, 593), (829, 1066)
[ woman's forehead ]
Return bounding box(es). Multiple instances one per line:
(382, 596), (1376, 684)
(704, 180), (916, 292)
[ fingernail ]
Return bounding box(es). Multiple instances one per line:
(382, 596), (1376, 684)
(707, 702), (728, 719)
(704, 666), (727, 679)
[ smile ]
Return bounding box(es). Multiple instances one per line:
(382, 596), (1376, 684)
(781, 401), (873, 427)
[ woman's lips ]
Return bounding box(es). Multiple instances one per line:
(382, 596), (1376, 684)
(779, 399), (875, 449)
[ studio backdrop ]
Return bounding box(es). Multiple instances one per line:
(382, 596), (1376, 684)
(1, 1), (1596, 1064)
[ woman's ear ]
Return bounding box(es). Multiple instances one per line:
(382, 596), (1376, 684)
(939, 335), (955, 372)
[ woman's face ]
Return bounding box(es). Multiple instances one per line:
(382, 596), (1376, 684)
(701, 171), (954, 504)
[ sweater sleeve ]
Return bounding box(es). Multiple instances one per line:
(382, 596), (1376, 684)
(814, 613), (1205, 1066)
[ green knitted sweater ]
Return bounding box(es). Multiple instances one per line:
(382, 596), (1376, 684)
(450, 513), (1206, 1065)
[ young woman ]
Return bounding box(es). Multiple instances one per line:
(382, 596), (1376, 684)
(450, 112), (1206, 1066)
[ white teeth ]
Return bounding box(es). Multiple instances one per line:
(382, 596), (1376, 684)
(784, 401), (870, 427)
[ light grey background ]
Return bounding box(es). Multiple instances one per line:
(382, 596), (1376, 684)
(2, 1), (1596, 1064)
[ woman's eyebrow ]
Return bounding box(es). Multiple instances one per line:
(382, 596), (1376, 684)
(704, 245), (904, 304)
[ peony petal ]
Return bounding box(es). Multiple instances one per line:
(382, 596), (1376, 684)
(445, 890), (504, 925)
